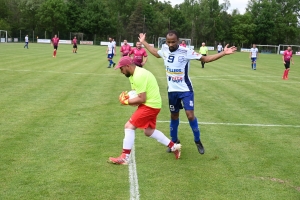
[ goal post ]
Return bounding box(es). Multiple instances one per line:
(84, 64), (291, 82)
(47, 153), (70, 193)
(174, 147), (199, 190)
(158, 37), (192, 49)
(278, 44), (300, 54)
(255, 45), (279, 54)
(0, 30), (8, 43)
(70, 32), (84, 41)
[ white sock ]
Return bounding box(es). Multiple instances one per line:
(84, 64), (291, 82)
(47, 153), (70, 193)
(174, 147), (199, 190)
(123, 129), (135, 150)
(150, 129), (171, 146)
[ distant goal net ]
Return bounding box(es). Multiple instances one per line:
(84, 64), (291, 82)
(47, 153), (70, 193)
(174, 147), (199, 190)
(256, 45), (278, 54)
(70, 32), (84, 41)
(0, 30), (8, 43)
(278, 44), (300, 54)
(158, 37), (192, 49)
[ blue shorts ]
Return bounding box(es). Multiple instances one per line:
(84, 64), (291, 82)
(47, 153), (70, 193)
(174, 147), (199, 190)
(107, 54), (114, 59)
(218, 51), (221, 53)
(251, 57), (257, 62)
(168, 91), (194, 113)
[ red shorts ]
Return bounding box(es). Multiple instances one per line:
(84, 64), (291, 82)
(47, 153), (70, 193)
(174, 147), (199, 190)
(129, 104), (161, 129)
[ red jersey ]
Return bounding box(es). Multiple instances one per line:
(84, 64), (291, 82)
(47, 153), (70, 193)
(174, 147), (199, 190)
(180, 43), (187, 48)
(72, 38), (77, 45)
(120, 44), (131, 56)
(52, 37), (59, 46)
(130, 47), (148, 65)
(283, 50), (293, 61)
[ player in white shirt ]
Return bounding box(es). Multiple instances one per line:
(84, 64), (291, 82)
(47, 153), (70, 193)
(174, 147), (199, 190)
(139, 30), (237, 155)
(112, 38), (116, 47)
(249, 44), (259, 70)
(217, 43), (223, 53)
(106, 37), (116, 68)
(24, 35), (29, 49)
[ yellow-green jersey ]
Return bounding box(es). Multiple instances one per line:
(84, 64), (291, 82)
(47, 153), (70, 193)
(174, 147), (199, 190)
(129, 67), (162, 109)
(199, 46), (208, 54)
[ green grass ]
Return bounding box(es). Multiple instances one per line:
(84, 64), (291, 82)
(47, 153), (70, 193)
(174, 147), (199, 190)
(0, 43), (299, 200)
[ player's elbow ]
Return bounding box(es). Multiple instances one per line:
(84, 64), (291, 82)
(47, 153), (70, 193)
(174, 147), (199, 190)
(138, 93), (147, 103)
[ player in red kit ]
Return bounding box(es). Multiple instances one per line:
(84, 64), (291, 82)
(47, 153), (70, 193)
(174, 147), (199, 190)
(51, 34), (59, 57)
(120, 40), (131, 56)
(282, 46), (294, 80)
(72, 36), (77, 53)
(179, 40), (187, 48)
(129, 41), (148, 67)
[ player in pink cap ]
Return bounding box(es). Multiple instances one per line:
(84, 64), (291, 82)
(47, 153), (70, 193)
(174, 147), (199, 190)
(108, 56), (182, 165)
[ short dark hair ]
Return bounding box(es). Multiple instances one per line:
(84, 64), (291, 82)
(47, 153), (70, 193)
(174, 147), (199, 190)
(166, 30), (179, 39)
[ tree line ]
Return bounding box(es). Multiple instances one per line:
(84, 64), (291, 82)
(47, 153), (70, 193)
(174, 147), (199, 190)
(0, 0), (299, 48)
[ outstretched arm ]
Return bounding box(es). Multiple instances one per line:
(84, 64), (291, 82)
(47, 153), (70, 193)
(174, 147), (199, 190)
(200, 44), (237, 63)
(139, 33), (160, 58)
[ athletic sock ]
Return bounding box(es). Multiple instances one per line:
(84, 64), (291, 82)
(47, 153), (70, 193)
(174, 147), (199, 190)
(170, 118), (179, 142)
(121, 129), (135, 159)
(286, 69), (290, 78)
(150, 129), (172, 146)
(284, 69), (289, 78)
(254, 63), (256, 69)
(123, 129), (135, 151)
(189, 117), (200, 142)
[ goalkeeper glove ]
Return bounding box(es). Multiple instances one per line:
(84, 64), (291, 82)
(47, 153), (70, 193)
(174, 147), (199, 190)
(119, 91), (129, 105)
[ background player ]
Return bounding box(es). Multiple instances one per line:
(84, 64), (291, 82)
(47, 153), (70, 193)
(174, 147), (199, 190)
(51, 34), (59, 58)
(120, 39), (131, 56)
(180, 40), (187, 48)
(72, 36), (77, 53)
(106, 37), (116, 68)
(250, 44), (259, 70)
(24, 35), (29, 49)
(282, 46), (294, 80)
(217, 43), (223, 53)
(199, 42), (208, 68)
(129, 41), (148, 67)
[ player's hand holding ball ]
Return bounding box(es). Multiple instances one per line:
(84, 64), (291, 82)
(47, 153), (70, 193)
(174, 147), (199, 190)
(119, 91), (129, 105)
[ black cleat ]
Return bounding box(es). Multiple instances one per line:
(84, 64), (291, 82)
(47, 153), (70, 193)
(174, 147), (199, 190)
(166, 139), (180, 153)
(107, 65), (111, 68)
(195, 140), (205, 154)
(113, 63), (116, 68)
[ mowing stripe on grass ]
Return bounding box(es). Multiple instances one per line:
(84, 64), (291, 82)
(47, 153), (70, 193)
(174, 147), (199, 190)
(1, 68), (299, 80)
(157, 121), (300, 128)
(129, 145), (140, 200)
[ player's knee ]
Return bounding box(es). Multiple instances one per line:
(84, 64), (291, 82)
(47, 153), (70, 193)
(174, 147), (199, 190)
(124, 121), (135, 129)
(144, 128), (155, 137)
(187, 116), (195, 121)
(171, 113), (179, 120)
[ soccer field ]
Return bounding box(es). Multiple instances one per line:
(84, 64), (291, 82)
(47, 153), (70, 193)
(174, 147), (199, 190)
(0, 43), (299, 200)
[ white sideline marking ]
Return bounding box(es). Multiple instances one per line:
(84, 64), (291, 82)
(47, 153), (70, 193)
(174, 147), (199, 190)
(129, 145), (140, 200)
(157, 121), (300, 128)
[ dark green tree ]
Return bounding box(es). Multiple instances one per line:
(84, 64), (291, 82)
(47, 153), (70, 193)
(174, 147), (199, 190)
(37, 0), (67, 35)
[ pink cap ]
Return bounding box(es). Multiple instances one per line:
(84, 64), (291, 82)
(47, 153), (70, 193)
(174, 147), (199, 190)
(115, 56), (134, 69)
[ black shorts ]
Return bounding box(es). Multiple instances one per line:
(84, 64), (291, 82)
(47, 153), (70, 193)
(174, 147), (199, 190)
(53, 45), (58, 50)
(73, 44), (77, 48)
(284, 61), (290, 69)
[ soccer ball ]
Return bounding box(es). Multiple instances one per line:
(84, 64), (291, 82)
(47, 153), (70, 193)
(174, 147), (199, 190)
(128, 90), (138, 99)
